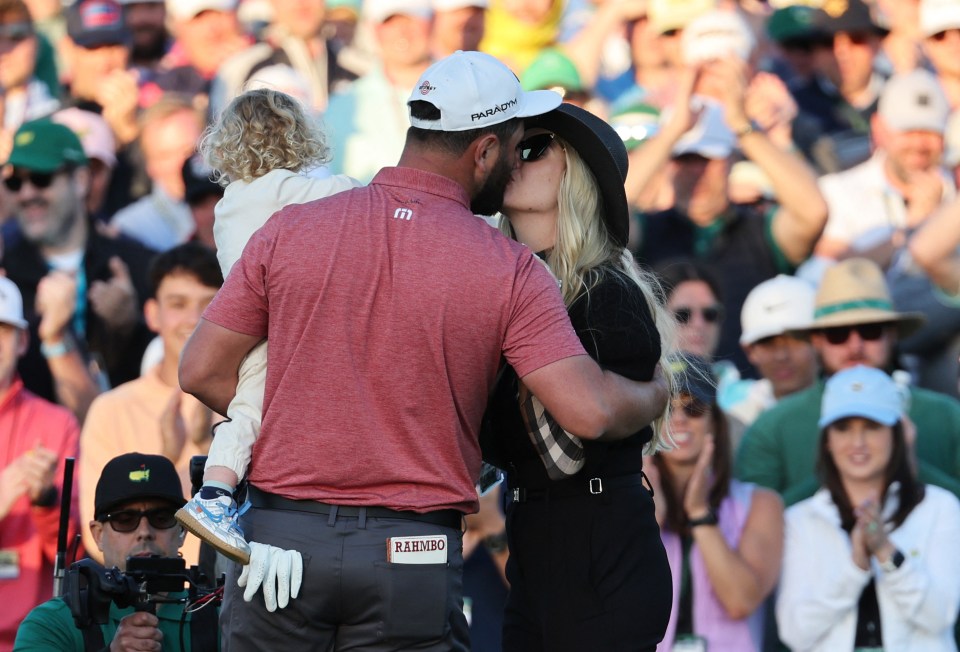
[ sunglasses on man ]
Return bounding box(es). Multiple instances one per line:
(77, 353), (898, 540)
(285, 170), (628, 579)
(818, 323), (888, 345)
(101, 507), (179, 532)
(2, 168), (67, 193)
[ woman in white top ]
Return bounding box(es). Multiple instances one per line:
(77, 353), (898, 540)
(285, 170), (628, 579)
(777, 365), (960, 652)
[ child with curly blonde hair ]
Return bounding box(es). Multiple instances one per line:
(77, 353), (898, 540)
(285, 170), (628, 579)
(176, 89), (362, 563)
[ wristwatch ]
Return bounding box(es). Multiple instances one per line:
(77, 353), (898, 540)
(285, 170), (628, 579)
(687, 510), (718, 528)
(880, 549), (905, 573)
(40, 337), (72, 359)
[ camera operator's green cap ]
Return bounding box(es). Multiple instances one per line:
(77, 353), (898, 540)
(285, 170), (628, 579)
(95, 453), (185, 519)
(6, 120), (88, 173)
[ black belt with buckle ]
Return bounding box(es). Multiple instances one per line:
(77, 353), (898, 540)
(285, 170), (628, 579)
(509, 472), (649, 503)
(247, 485), (463, 529)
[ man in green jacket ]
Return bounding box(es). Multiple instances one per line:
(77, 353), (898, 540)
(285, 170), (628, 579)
(735, 258), (960, 506)
(14, 453), (219, 651)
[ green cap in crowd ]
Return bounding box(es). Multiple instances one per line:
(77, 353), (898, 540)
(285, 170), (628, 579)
(6, 120), (88, 172)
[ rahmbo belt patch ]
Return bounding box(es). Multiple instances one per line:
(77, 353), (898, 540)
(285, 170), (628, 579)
(386, 535), (448, 564)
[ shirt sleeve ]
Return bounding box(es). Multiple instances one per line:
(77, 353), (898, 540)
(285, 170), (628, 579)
(566, 272), (660, 381)
(203, 219), (274, 339)
(735, 411), (786, 493)
(502, 253), (585, 379)
(777, 504), (871, 651)
(34, 410), (80, 563)
(14, 599), (85, 651)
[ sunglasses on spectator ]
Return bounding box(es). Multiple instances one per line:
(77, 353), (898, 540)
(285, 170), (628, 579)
(838, 31), (874, 46)
(674, 305), (724, 325)
(930, 28), (960, 41)
(518, 133), (555, 162)
(101, 507), (179, 532)
(0, 22), (33, 42)
(819, 323), (888, 345)
(780, 36), (834, 52)
(2, 168), (66, 193)
(676, 398), (710, 419)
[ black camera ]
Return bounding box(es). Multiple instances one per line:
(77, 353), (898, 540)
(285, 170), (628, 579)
(63, 555), (217, 628)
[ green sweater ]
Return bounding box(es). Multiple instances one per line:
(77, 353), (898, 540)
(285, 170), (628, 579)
(13, 593), (218, 652)
(734, 380), (960, 506)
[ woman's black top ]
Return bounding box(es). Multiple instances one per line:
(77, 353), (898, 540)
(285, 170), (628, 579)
(482, 267), (662, 487)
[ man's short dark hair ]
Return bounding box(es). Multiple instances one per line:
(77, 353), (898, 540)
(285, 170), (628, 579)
(406, 100), (521, 156)
(148, 242), (223, 298)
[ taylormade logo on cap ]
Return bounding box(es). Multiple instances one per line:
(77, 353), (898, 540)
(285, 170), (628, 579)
(407, 51), (562, 132)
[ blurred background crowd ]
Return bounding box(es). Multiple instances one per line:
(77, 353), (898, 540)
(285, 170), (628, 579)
(4, 0), (960, 649)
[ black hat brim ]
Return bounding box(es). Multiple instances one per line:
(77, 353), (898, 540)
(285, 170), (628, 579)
(527, 103), (630, 248)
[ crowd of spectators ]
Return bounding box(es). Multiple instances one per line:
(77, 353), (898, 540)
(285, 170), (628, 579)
(4, 0), (960, 650)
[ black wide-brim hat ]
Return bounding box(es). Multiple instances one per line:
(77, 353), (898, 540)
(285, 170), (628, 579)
(526, 103), (630, 248)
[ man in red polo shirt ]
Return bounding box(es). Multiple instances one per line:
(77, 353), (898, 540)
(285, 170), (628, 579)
(0, 277), (80, 652)
(180, 51), (666, 651)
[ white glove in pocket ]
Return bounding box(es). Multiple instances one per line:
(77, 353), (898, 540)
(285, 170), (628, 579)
(237, 541), (303, 612)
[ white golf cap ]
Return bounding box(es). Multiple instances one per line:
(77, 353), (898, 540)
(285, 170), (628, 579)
(408, 50), (562, 132)
(365, 0), (432, 23)
(878, 69), (950, 135)
(0, 277), (28, 330)
(670, 96), (735, 159)
(920, 0), (960, 38)
(682, 9), (756, 65)
(739, 274), (816, 345)
(165, 0), (237, 21)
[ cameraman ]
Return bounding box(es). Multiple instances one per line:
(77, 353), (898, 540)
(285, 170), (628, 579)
(13, 453), (220, 651)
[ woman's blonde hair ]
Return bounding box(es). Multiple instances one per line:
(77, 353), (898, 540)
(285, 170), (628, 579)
(200, 89), (330, 186)
(500, 140), (679, 452)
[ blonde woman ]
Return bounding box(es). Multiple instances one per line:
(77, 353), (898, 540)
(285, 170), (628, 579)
(176, 89), (362, 564)
(486, 103), (675, 651)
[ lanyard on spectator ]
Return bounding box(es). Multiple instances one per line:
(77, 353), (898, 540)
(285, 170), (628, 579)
(73, 263), (87, 341)
(676, 534), (695, 636)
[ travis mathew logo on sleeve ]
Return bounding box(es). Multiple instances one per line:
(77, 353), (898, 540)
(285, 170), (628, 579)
(472, 98), (517, 122)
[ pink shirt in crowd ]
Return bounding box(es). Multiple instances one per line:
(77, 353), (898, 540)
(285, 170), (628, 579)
(0, 378), (80, 652)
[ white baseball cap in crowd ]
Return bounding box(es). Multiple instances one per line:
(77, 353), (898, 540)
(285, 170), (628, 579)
(0, 278), (28, 330)
(670, 96), (735, 159)
(408, 50), (562, 132)
(682, 9), (756, 65)
(920, 0), (960, 37)
(52, 107), (118, 169)
(878, 69), (950, 135)
(164, 0), (237, 22)
(739, 274), (815, 345)
(365, 0), (432, 22)
(818, 365), (901, 428)
(649, 0), (715, 35)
